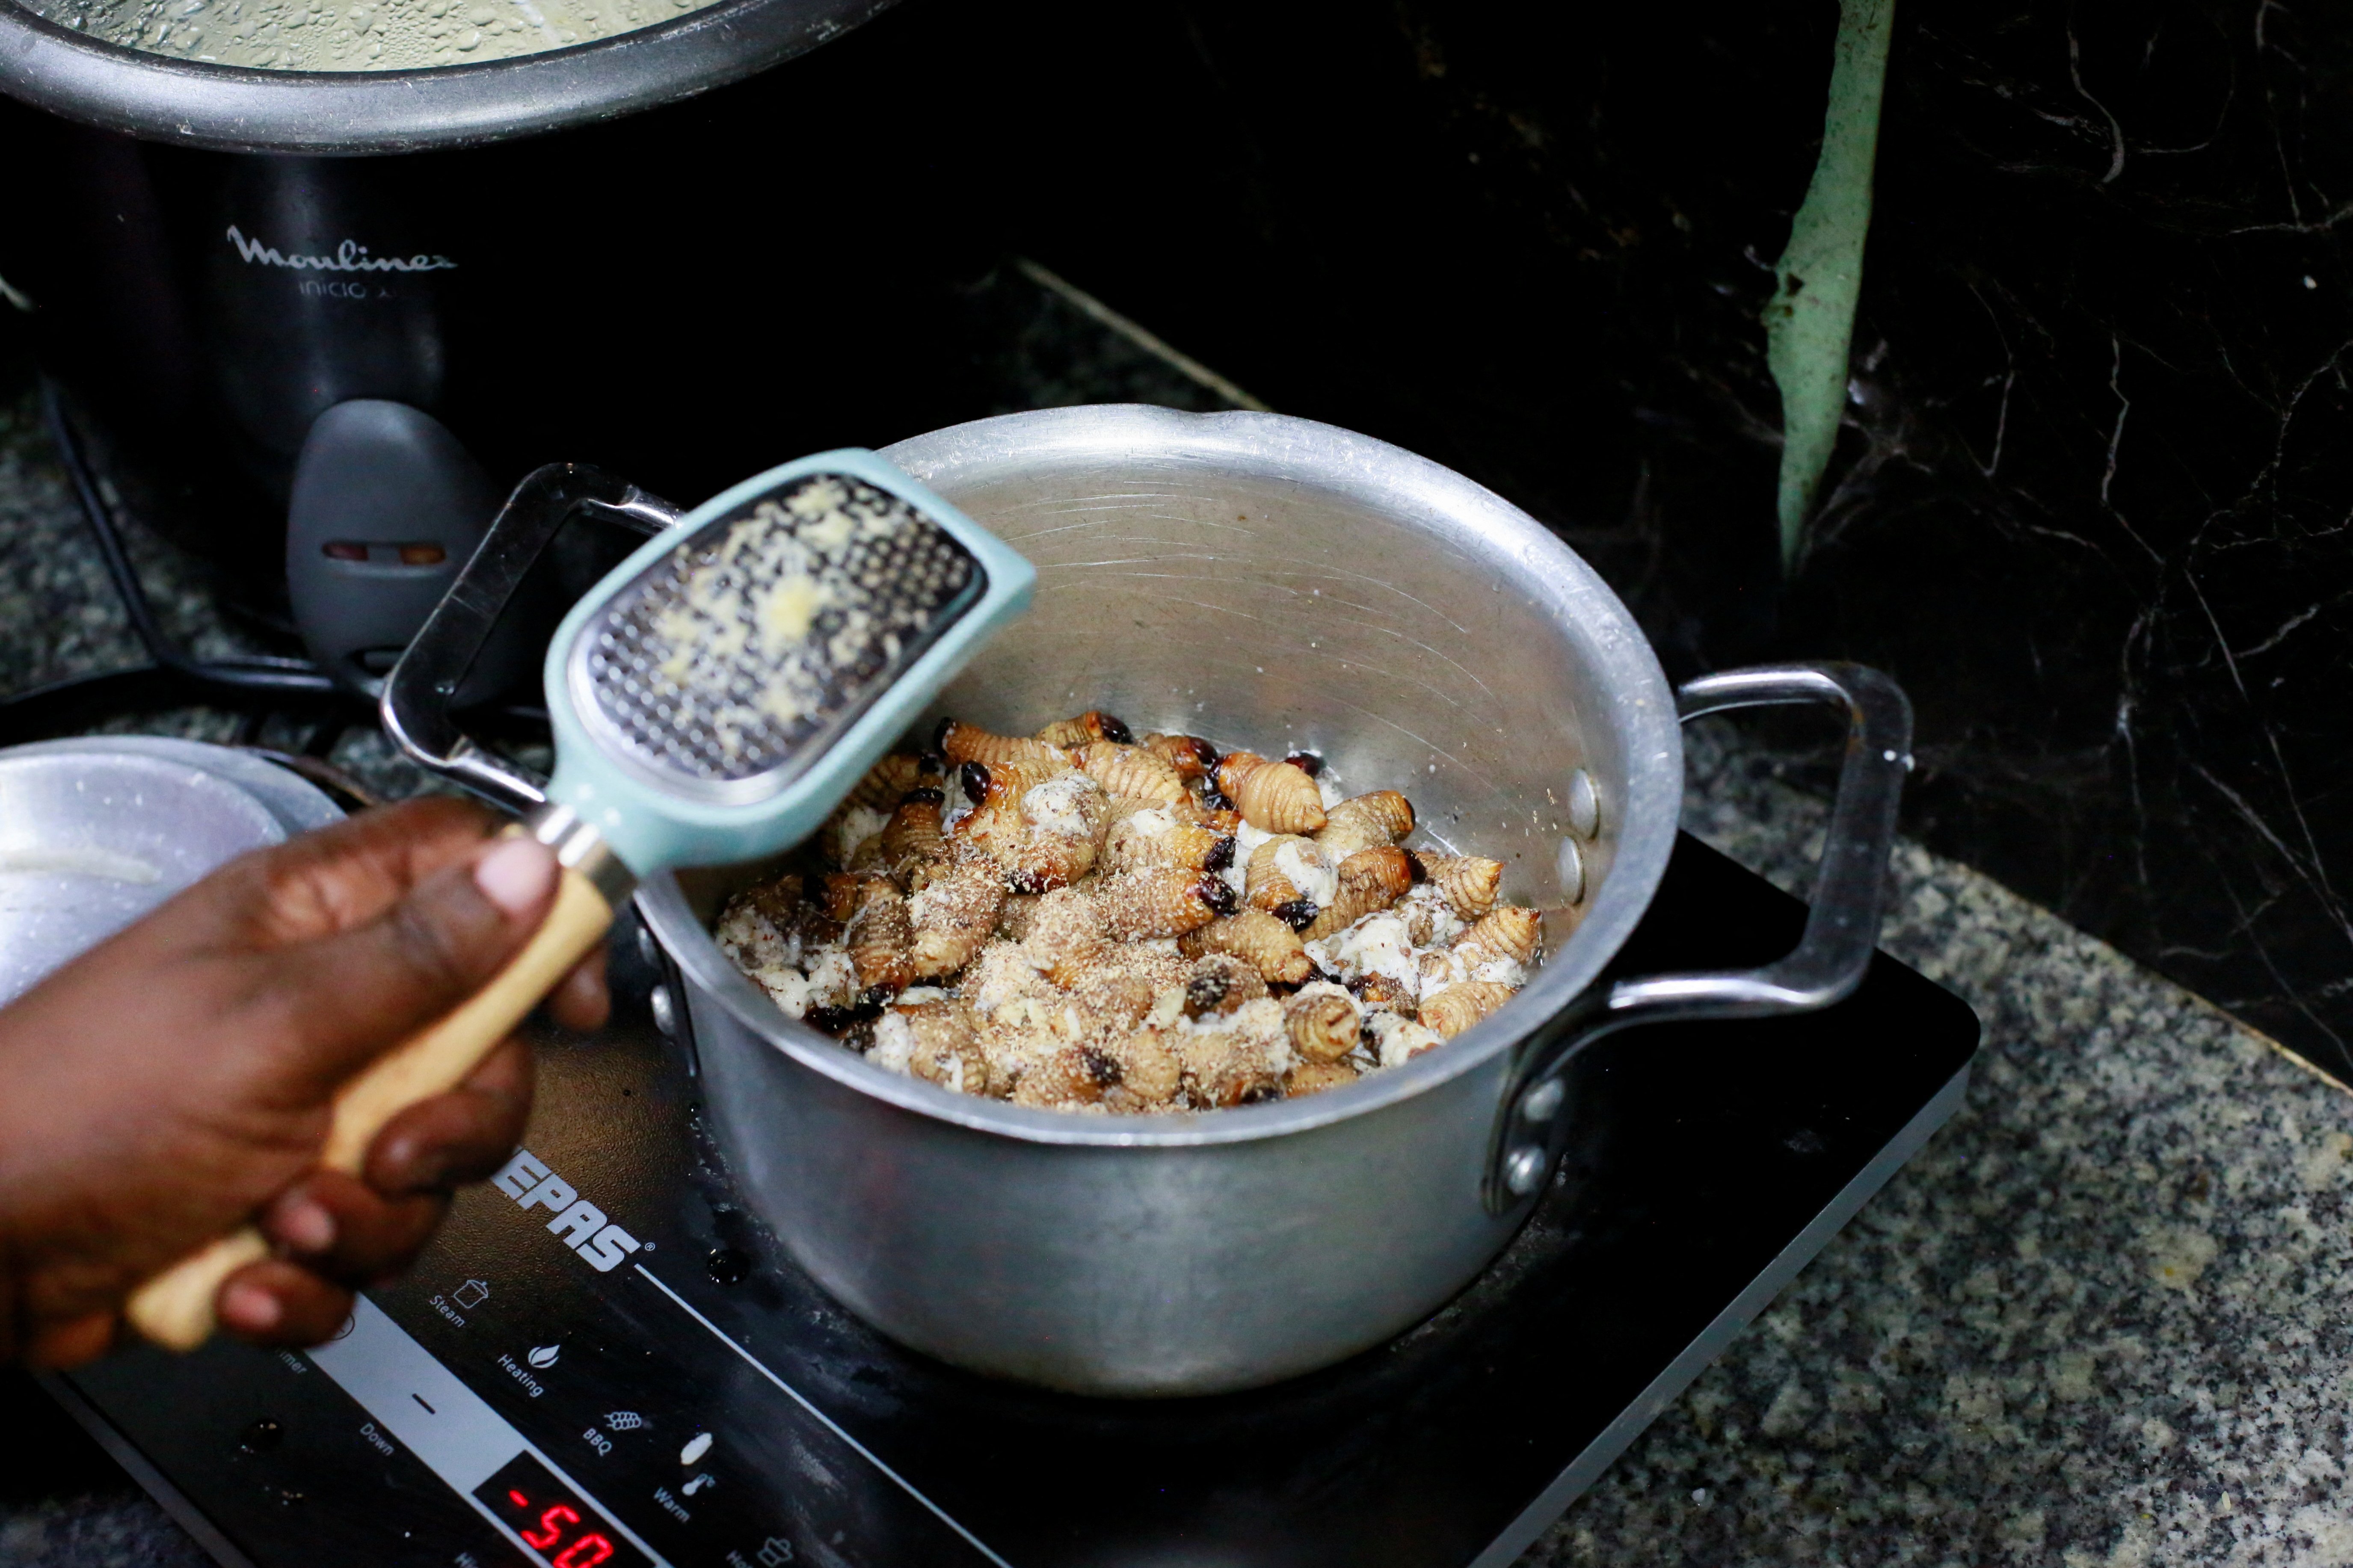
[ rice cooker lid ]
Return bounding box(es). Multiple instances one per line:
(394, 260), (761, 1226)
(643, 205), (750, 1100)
(0, 0), (896, 154)
(0, 738), (341, 1006)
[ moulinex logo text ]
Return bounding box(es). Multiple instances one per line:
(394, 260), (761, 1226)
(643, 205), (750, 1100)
(224, 224), (458, 273)
(492, 1149), (644, 1273)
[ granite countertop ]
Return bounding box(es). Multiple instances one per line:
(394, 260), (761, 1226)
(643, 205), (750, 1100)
(1, 387), (2350, 1568)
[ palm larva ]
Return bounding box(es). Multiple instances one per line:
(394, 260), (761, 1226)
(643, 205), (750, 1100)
(1421, 979), (1517, 1039)
(952, 756), (1073, 819)
(1356, 971), (1417, 1016)
(1034, 710), (1135, 748)
(1182, 953), (1268, 1019)
(937, 718), (1069, 769)
(1071, 740), (1191, 805)
(1283, 983), (1361, 1063)
(878, 787), (948, 879)
(1178, 1026), (1285, 1108)
(721, 706), (1539, 1113)
(891, 1003), (988, 1093)
(1316, 790), (1414, 860)
(816, 871), (865, 926)
(1397, 883), (1468, 947)
(1023, 886), (1109, 987)
(1068, 969), (1157, 1033)
(1286, 1059), (1360, 1096)
(1300, 846), (1416, 941)
(848, 751), (942, 811)
(908, 861), (1006, 979)
(1363, 1009), (1445, 1069)
(1102, 938), (1196, 999)
(1244, 833), (1338, 917)
(1104, 805), (1232, 875)
(844, 877), (915, 996)
(1096, 867), (1233, 940)
(1105, 1026), (1183, 1107)
(1141, 731), (1218, 781)
(1012, 1043), (1123, 1108)
(1411, 851), (1504, 918)
(955, 762), (1109, 893)
(1179, 910), (1315, 986)
(1454, 905), (1543, 968)
(1212, 751), (1328, 834)
(1191, 804), (1245, 835)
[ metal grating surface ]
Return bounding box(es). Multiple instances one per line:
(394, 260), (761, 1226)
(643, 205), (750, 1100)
(580, 474), (978, 788)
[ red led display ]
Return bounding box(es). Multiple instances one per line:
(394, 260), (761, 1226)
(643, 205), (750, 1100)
(474, 1453), (648, 1568)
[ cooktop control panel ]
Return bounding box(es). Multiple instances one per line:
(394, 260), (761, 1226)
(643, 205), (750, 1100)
(66, 1166), (1006, 1568)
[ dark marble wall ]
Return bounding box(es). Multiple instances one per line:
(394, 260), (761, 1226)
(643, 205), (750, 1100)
(927, 0), (2353, 1077)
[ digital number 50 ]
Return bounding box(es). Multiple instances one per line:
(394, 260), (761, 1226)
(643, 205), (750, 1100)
(520, 1504), (614, 1568)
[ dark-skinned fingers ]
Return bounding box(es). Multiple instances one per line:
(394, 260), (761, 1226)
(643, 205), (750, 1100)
(210, 797), (501, 950)
(261, 1170), (449, 1287)
(258, 834), (560, 1092)
(217, 1259), (355, 1347)
(548, 948), (610, 1033)
(363, 1036), (534, 1197)
(22, 1310), (117, 1370)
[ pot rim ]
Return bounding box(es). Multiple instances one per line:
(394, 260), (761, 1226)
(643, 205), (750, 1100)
(635, 405), (1683, 1148)
(0, 0), (894, 154)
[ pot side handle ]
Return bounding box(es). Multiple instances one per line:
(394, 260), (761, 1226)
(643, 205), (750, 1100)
(1480, 662), (1912, 1214)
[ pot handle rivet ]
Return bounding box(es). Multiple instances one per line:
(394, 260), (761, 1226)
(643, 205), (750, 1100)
(649, 984), (678, 1040)
(1503, 1146), (1549, 1196)
(1519, 1079), (1564, 1123)
(1564, 768), (1600, 840)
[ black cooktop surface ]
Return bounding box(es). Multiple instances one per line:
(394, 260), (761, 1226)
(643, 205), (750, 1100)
(47, 833), (1978, 1568)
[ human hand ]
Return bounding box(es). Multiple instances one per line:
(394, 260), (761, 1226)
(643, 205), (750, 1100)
(0, 796), (608, 1367)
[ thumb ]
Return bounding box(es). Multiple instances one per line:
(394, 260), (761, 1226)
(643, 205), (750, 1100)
(261, 834), (561, 1094)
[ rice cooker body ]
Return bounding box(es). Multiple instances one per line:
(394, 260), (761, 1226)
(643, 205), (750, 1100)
(0, 9), (991, 638)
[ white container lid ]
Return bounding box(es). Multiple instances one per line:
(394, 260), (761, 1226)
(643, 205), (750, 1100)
(0, 738), (343, 1006)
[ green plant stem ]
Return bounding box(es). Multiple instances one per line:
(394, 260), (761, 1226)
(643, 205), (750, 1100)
(1763, 0), (1897, 566)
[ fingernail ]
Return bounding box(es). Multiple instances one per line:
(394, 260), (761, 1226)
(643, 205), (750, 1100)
(474, 837), (557, 917)
(221, 1281), (282, 1331)
(279, 1199), (336, 1254)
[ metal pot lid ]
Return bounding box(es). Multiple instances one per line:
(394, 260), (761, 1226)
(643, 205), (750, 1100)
(0, 0), (895, 153)
(0, 740), (341, 1006)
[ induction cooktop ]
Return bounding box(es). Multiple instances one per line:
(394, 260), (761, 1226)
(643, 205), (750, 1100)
(42, 832), (1978, 1568)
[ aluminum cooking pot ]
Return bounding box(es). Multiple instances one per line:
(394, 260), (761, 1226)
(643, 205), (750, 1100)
(388, 405), (1911, 1396)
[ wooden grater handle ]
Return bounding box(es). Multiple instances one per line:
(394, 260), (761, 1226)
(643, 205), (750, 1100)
(126, 864), (616, 1352)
